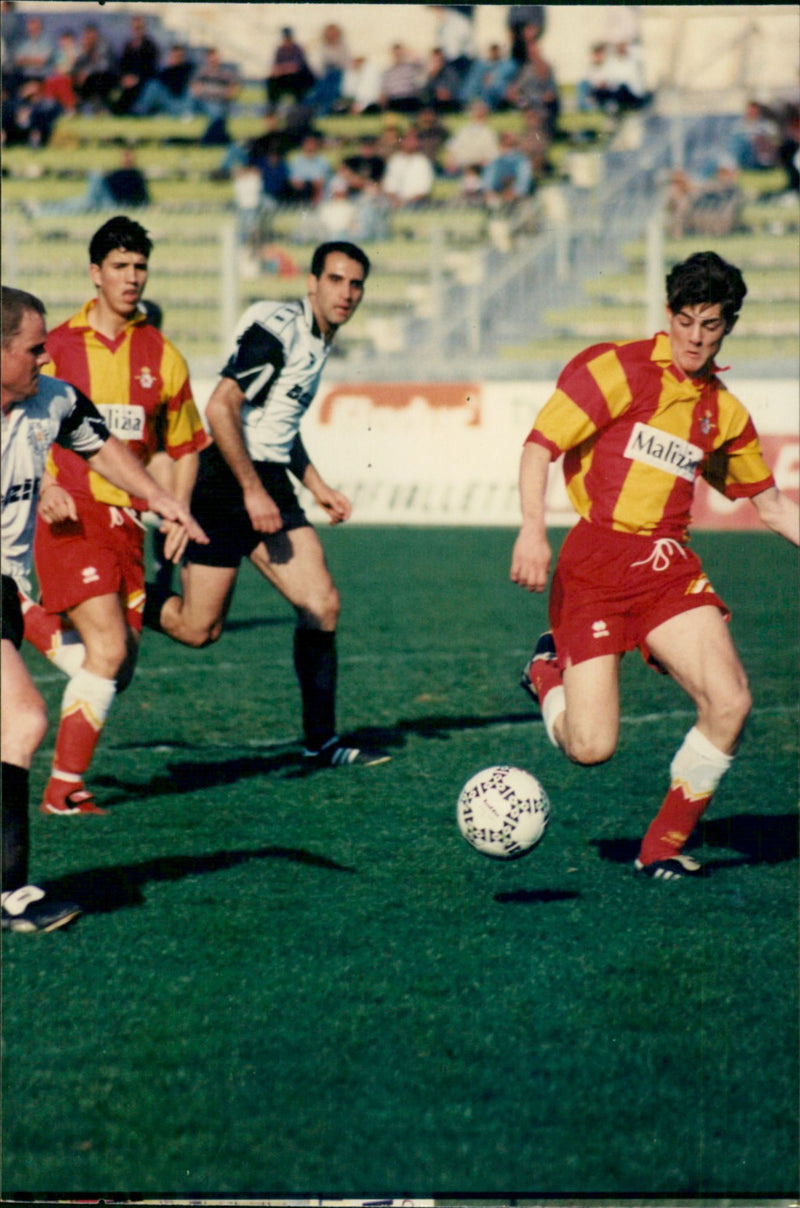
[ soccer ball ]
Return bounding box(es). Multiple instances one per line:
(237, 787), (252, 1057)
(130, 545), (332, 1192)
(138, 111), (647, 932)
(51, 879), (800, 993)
(456, 765), (550, 860)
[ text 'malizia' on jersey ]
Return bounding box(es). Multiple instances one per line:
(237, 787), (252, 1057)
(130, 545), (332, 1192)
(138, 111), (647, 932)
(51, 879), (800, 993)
(526, 333), (774, 541)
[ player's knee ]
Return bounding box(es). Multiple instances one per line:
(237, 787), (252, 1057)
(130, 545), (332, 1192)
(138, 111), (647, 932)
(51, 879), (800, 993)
(3, 699), (48, 763)
(178, 617), (223, 648)
(708, 677), (752, 737)
(302, 584), (340, 630)
(564, 729), (616, 766)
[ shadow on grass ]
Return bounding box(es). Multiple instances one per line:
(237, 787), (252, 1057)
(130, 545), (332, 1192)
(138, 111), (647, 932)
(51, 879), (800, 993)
(41, 845), (355, 915)
(495, 888), (581, 905)
(92, 749), (302, 804)
(97, 712), (539, 802)
(591, 811), (799, 870)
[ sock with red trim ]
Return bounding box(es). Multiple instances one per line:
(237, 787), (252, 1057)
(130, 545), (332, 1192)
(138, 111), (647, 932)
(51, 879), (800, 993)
(48, 669), (117, 796)
(638, 726), (733, 866)
(20, 596), (85, 677)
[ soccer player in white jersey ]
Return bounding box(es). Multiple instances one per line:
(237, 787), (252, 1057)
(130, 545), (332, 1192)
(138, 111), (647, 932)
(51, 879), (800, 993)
(1, 287), (206, 932)
(144, 242), (389, 769)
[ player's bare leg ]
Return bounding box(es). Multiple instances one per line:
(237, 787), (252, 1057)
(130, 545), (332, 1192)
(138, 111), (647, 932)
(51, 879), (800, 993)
(2, 639), (81, 930)
(248, 526), (339, 630)
(41, 593), (137, 815)
(249, 528), (388, 767)
(158, 563), (238, 647)
(559, 653), (621, 764)
(636, 605), (751, 877)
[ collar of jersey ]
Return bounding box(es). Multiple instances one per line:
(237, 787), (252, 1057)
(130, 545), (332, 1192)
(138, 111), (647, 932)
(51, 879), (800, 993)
(69, 298), (148, 332)
(653, 331), (727, 386)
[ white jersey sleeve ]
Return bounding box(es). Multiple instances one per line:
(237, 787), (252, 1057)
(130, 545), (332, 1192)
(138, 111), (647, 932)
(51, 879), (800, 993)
(1, 376), (109, 593)
(219, 297), (331, 464)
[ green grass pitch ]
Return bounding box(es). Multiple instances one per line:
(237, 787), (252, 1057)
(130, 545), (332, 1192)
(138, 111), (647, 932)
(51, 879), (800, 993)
(2, 527), (797, 1200)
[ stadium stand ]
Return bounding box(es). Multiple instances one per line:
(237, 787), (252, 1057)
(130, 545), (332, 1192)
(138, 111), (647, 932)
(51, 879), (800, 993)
(2, 5), (798, 378)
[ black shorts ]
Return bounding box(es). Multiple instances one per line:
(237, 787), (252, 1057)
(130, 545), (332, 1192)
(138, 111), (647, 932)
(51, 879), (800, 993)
(186, 444), (310, 568)
(2, 575), (24, 649)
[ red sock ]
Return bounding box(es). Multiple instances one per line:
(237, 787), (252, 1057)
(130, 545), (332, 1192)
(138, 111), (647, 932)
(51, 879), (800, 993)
(638, 783), (713, 866)
(20, 597), (63, 659)
(51, 669), (116, 779)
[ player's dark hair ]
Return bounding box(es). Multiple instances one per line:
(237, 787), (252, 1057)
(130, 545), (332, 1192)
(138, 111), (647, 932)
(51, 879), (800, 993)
(1, 286), (46, 347)
(89, 216), (153, 266)
(666, 251), (747, 332)
(310, 241), (371, 281)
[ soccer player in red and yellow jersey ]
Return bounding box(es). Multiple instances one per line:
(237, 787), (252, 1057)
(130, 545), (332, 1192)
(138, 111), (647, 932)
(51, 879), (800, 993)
(23, 216), (210, 815)
(511, 251), (799, 880)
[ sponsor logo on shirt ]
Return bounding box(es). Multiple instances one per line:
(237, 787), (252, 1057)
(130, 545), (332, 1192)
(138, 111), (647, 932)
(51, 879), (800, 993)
(623, 422), (703, 484)
(97, 404), (146, 440)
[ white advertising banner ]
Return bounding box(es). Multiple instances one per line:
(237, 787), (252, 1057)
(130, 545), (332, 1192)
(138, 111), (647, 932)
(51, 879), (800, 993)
(194, 378), (799, 529)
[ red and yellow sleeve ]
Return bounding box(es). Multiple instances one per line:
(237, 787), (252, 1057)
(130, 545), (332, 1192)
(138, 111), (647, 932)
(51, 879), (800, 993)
(159, 341), (210, 460)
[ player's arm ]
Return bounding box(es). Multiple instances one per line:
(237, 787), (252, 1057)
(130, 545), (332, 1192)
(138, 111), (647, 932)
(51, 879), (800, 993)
(37, 469), (78, 524)
(205, 375), (282, 534)
(289, 434), (351, 525)
(157, 450), (200, 563)
(750, 485), (800, 545)
(87, 436), (207, 545)
(510, 441), (553, 593)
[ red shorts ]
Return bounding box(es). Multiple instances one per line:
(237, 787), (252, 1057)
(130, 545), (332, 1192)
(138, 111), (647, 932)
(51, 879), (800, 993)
(34, 497), (146, 631)
(550, 519), (729, 670)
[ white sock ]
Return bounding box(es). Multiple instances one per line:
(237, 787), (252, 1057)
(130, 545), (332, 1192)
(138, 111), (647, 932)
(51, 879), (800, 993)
(542, 685), (566, 748)
(61, 668), (117, 727)
(50, 631), (86, 678)
(671, 726), (733, 796)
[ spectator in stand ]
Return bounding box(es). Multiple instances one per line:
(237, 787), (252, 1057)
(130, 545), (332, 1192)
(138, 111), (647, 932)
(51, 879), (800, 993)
(266, 26), (314, 112)
(73, 22), (117, 113)
(382, 128), (434, 207)
(305, 22), (349, 116)
(507, 5), (546, 66)
(418, 47), (462, 113)
(429, 4), (475, 77)
(233, 164), (266, 254)
(28, 147), (151, 217)
(376, 115), (406, 162)
(479, 129), (533, 208)
(2, 77), (61, 147)
(460, 42), (517, 111)
(131, 43), (194, 117)
(505, 25), (559, 138)
(258, 140), (293, 206)
(518, 103), (551, 176)
(576, 42), (608, 112)
(340, 134), (386, 193)
(339, 53), (382, 116)
(590, 38), (650, 115)
(287, 132), (332, 204)
(379, 42), (424, 114)
(42, 29), (79, 116)
(110, 13), (160, 115)
(299, 176), (388, 244)
(412, 106), (450, 166)
(727, 99), (781, 171)
(774, 101), (799, 196)
(189, 47), (240, 144)
(1, 2), (24, 63)
(12, 15), (55, 85)
(441, 98), (499, 177)
(665, 160), (743, 239)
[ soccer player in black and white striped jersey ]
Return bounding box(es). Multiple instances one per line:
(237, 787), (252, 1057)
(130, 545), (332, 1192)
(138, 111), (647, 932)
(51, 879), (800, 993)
(143, 242), (390, 770)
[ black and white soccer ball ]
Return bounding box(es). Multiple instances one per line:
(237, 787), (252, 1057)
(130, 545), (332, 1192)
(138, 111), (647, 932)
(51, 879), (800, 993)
(456, 765), (550, 859)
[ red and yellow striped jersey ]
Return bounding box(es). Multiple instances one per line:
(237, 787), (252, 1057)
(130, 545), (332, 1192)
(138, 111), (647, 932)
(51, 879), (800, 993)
(526, 333), (774, 540)
(43, 300), (210, 508)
